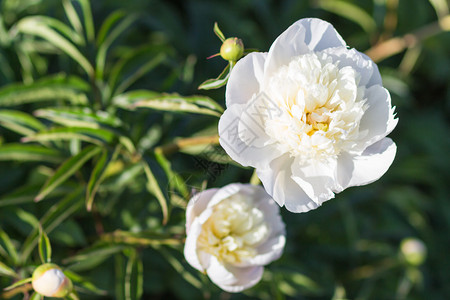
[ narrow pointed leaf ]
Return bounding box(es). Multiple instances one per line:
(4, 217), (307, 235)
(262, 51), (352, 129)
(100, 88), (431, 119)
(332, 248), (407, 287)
(62, 0), (84, 40)
(0, 230), (19, 265)
(20, 189), (84, 262)
(198, 63), (230, 90)
(17, 16), (94, 76)
(77, 0), (95, 42)
(3, 277), (32, 291)
(116, 91), (223, 117)
(22, 127), (116, 145)
(124, 249), (143, 300)
(35, 145), (101, 202)
(141, 160), (168, 225)
(0, 75), (89, 106)
(38, 227), (52, 264)
(0, 110), (45, 135)
(0, 144), (64, 163)
(86, 146), (120, 211)
(34, 107), (123, 129)
(213, 22), (226, 42)
(0, 261), (17, 278)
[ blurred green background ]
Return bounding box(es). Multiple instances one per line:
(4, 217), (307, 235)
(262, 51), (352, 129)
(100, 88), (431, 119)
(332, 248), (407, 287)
(0, 0), (449, 299)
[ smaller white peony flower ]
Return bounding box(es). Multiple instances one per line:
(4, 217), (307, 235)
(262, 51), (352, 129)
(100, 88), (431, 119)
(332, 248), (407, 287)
(184, 183), (286, 293)
(32, 263), (73, 298)
(219, 18), (398, 213)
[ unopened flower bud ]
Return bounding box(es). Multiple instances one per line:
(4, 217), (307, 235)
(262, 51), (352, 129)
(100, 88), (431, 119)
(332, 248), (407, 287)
(32, 263), (73, 298)
(400, 238), (427, 266)
(220, 37), (244, 61)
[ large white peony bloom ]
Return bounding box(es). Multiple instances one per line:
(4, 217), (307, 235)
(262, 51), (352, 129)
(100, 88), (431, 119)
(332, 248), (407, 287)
(219, 18), (398, 213)
(184, 183), (285, 293)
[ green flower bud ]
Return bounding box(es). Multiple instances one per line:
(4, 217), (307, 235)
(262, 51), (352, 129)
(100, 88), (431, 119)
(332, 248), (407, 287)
(400, 238), (427, 266)
(220, 37), (244, 62)
(32, 263), (73, 298)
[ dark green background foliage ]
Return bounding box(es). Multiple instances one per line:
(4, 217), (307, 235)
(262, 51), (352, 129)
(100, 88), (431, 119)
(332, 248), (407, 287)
(0, 0), (449, 299)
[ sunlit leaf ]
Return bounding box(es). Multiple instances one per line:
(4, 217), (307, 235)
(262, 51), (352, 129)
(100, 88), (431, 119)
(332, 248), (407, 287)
(96, 12), (139, 80)
(141, 159), (169, 225)
(17, 16), (94, 76)
(0, 110), (45, 135)
(38, 227), (52, 263)
(124, 249), (143, 300)
(116, 91), (223, 117)
(20, 188), (83, 262)
(213, 22), (226, 42)
(0, 260), (17, 278)
(34, 107), (123, 129)
(0, 144), (64, 163)
(86, 146), (120, 211)
(22, 127), (116, 145)
(3, 277), (32, 291)
(0, 230), (19, 265)
(34, 145), (101, 202)
(0, 75), (89, 106)
(198, 63), (230, 90)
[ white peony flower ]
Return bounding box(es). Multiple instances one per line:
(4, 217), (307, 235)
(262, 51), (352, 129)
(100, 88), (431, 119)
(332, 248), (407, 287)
(219, 18), (398, 213)
(32, 263), (73, 298)
(184, 183), (285, 293)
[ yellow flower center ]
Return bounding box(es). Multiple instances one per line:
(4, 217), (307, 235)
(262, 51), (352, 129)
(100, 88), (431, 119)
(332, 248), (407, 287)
(197, 194), (269, 264)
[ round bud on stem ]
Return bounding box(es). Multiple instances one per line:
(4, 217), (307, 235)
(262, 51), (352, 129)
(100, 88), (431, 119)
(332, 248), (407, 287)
(220, 37), (244, 62)
(32, 263), (73, 298)
(400, 238), (427, 266)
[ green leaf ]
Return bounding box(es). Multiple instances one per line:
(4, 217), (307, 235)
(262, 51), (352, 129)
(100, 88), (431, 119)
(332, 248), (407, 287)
(77, 0), (95, 42)
(114, 52), (167, 96)
(22, 127), (116, 145)
(34, 145), (102, 202)
(198, 63), (230, 90)
(0, 110), (45, 135)
(108, 44), (173, 97)
(154, 150), (189, 199)
(17, 16), (94, 76)
(0, 144), (64, 163)
(141, 160), (169, 225)
(86, 146), (120, 211)
(38, 227), (52, 264)
(0, 184), (74, 208)
(317, 0), (377, 34)
(0, 75), (89, 106)
(20, 189), (83, 263)
(156, 246), (202, 289)
(117, 91), (223, 117)
(62, 0), (84, 42)
(34, 107), (123, 129)
(64, 244), (126, 271)
(96, 12), (139, 80)
(0, 230), (19, 265)
(64, 269), (108, 296)
(3, 277), (32, 291)
(23, 15), (84, 45)
(0, 260), (18, 278)
(30, 292), (42, 300)
(124, 249), (143, 300)
(213, 22), (226, 42)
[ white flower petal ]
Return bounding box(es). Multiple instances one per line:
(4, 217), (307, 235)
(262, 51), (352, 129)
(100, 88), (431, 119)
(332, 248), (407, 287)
(226, 52), (266, 106)
(264, 18), (346, 79)
(186, 188), (218, 233)
(257, 154), (319, 212)
(322, 47), (382, 87)
(184, 218), (208, 272)
(291, 157), (338, 204)
(219, 104), (284, 168)
(206, 256), (263, 293)
(337, 137), (397, 189)
(356, 85), (398, 151)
